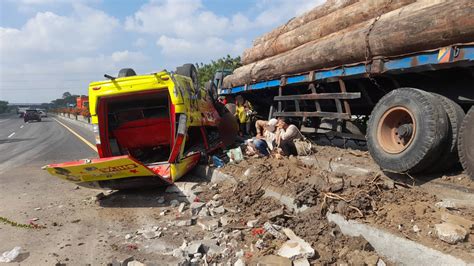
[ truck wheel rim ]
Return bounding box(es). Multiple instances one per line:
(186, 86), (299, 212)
(377, 106), (416, 154)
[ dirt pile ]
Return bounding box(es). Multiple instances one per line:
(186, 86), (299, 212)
(202, 155), (474, 264)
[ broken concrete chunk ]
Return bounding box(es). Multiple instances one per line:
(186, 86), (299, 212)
(377, 258), (387, 266)
(212, 194), (221, 200)
(231, 230), (243, 241)
(220, 216), (232, 226)
(127, 261), (145, 266)
(263, 222), (287, 240)
(213, 206), (226, 214)
(435, 200), (457, 210)
(198, 207), (210, 217)
(234, 258), (245, 266)
(277, 228), (315, 260)
(185, 241), (203, 255)
(208, 200), (222, 207)
(190, 202), (206, 215)
(435, 223), (467, 244)
(125, 234), (132, 240)
(174, 219), (192, 227)
(246, 219), (259, 228)
(267, 209), (284, 219)
(198, 218), (220, 231)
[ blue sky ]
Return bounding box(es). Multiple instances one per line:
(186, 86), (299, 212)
(0, 0), (322, 103)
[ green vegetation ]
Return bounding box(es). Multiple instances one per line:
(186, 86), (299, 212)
(0, 216), (45, 229)
(50, 91), (80, 108)
(0, 100), (8, 113)
(195, 55), (241, 88)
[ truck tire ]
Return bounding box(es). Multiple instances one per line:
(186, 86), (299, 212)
(428, 94), (465, 173)
(176, 64), (199, 90)
(118, 68), (136, 78)
(458, 106), (474, 180)
(367, 88), (448, 174)
(205, 80), (219, 102)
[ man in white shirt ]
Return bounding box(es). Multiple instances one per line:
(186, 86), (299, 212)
(254, 118), (278, 154)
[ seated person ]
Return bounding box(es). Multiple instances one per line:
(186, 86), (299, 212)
(275, 118), (303, 156)
(252, 118), (278, 156)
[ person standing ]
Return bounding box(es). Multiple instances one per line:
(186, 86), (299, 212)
(235, 95), (252, 136)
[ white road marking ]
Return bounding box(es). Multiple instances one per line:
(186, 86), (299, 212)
(8, 132), (15, 138)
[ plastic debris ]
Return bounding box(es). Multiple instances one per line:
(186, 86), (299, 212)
(0, 247), (21, 263)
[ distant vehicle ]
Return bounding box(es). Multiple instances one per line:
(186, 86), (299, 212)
(38, 110), (47, 117)
(24, 109), (42, 122)
(44, 65), (235, 190)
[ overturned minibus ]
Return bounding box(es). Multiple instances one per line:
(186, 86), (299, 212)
(44, 65), (230, 189)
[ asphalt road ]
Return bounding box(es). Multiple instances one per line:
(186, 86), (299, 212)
(0, 113), (96, 175)
(0, 114), (111, 264)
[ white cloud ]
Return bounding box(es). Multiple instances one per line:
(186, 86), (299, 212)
(1, 5), (119, 61)
(111, 50), (147, 63)
(1, 0), (325, 103)
(156, 35), (247, 61)
(126, 0), (322, 61)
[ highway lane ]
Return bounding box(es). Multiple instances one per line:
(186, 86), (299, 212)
(0, 114), (107, 264)
(0, 114), (96, 175)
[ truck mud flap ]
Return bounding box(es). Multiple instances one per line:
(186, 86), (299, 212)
(43, 155), (173, 187)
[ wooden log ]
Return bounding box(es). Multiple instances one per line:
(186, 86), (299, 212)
(224, 0), (474, 88)
(242, 0), (416, 65)
(253, 0), (359, 47)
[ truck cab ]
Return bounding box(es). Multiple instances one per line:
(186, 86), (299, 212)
(44, 65), (225, 189)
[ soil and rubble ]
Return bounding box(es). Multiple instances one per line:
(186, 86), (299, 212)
(2, 145), (472, 265)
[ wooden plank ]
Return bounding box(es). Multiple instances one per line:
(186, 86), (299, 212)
(273, 111), (350, 119)
(274, 92), (360, 101)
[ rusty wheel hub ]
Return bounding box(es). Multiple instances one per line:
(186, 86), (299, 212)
(377, 106), (416, 154)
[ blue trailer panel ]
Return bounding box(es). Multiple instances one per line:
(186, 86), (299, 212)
(220, 45), (474, 95)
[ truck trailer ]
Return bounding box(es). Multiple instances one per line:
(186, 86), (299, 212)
(219, 1), (474, 179)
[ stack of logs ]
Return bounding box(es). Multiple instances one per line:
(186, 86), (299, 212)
(223, 0), (474, 87)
